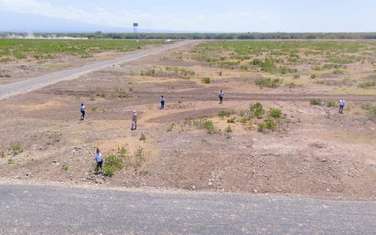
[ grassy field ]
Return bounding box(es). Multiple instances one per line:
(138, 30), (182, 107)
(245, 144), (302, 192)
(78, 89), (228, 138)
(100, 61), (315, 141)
(0, 39), (162, 61)
(188, 40), (376, 93)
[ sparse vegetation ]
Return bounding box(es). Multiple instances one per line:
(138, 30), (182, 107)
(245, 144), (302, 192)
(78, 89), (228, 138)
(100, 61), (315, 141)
(103, 148), (126, 177)
(140, 66), (195, 79)
(310, 99), (322, 106)
(139, 133), (146, 142)
(62, 165), (69, 172)
(201, 77), (211, 84)
(9, 143), (23, 156)
(250, 103), (265, 119)
(362, 104), (376, 119)
(255, 78), (282, 88)
(218, 110), (233, 118)
(326, 100), (337, 108)
(269, 108), (282, 119)
(193, 119), (217, 134)
(166, 123), (176, 132)
(0, 39), (162, 61)
(224, 125), (233, 133)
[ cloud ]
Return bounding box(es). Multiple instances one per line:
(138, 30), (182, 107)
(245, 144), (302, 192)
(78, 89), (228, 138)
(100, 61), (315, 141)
(0, 0), (140, 29)
(0, 0), (281, 32)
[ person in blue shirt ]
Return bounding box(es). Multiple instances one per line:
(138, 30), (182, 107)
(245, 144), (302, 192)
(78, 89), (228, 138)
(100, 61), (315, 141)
(339, 99), (346, 114)
(95, 148), (103, 174)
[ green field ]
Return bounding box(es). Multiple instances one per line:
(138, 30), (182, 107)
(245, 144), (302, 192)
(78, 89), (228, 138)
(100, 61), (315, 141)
(0, 39), (162, 61)
(192, 40), (376, 73)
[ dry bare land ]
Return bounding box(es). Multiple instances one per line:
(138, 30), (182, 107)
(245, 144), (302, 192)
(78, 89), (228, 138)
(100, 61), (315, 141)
(0, 40), (375, 200)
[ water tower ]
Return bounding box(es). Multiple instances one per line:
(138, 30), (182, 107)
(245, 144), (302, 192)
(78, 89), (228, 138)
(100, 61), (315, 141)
(133, 23), (139, 33)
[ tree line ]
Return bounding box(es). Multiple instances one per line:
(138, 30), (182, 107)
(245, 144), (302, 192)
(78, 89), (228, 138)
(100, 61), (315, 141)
(2, 32), (376, 40)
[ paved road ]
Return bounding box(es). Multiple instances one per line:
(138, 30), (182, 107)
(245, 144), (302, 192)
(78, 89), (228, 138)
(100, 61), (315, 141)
(0, 40), (195, 100)
(0, 184), (375, 234)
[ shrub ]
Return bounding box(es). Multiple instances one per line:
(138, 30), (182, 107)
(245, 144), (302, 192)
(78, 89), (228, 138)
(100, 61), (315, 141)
(257, 123), (266, 132)
(260, 58), (275, 73)
(264, 118), (277, 130)
(258, 118), (277, 132)
(255, 78), (282, 88)
(269, 108), (282, 119)
(201, 77), (211, 84)
(193, 119), (217, 134)
(362, 104), (376, 119)
(103, 149), (126, 177)
(218, 110), (232, 118)
(139, 133), (146, 142)
(133, 147), (145, 169)
(310, 99), (322, 106)
(310, 74), (317, 79)
(225, 126), (233, 133)
(227, 117), (236, 123)
(166, 123), (175, 132)
(358, 81), (376, 89)
(9, 143), (23, 156)
(326, 100), (337, 108)
(250, 103), (265, 119)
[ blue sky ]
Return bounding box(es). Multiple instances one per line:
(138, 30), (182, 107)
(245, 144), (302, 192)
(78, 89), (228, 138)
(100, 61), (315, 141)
(0, 0), (375, 32)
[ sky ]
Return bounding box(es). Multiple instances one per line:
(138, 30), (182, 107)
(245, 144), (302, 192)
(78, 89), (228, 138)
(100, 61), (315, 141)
(0, 0), (375, 33)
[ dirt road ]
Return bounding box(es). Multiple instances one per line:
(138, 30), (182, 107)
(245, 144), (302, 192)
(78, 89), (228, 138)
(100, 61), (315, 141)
(0, 40), (197, 100)
(1, 183), (375, 235)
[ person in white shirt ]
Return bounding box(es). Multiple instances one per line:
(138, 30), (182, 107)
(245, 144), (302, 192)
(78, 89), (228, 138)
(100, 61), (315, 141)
(218, 90), (224, 104)
(95, 148), (103, 174)
(131, 111), (137, 130)
(80, 103), (86, 120)
(339, 99), (346, 114)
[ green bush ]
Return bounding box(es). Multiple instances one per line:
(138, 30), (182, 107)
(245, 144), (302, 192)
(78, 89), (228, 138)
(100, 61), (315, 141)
(258, 118), (277, 132)
(264, 118), (277, 130)
(225, 125), (233, 133)
(250, 103), (265, 119)
(103, 149), (126, 177)
(257, 123), (266, 132)
(269, 108), (282, 119)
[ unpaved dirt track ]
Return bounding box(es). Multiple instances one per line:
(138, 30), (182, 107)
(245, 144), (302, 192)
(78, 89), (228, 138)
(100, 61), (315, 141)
(0, 40), (196, 100)
(0, 184), (375, 235)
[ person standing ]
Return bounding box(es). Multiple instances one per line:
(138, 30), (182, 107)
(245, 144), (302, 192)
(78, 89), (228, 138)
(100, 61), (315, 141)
(80, 103), (86, 120)
(131, 111), (138, 130)
(218, 90), (224, 104)
(339, 99), (346, 114)
(160, 96), (165, 110)
(95, 148), (103, 174)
